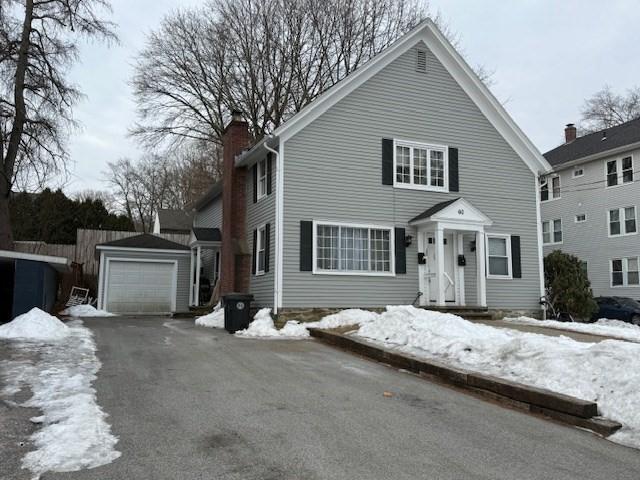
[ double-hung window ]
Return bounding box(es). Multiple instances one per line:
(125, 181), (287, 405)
(255, 225), (267, 275)
(540, 175), (560, 201)
(314, 222), (393, 275)
(257, 159), (267, 199)
(486, 235), (511, 278)
(611, 257), (640, 287)
(606, 156), (634, 187)
(609, 206), (637, 236)
(542, 219), (562, 245)
(394, 140), (447, 191)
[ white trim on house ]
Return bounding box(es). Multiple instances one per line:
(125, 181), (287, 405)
(271, 19), (550, 176)
(485, 233), (513, 280)
(542, 219), (563, 246)
(605, 155), (635, 189)
(255, 223), (267, 276)
(100, 257), (178, 314)
(610, 256), (640, 288)
(534, 175), (546, 316)
(607, 205), (638, 238)
(264, 138), (285, 313)
(257, 158), (268, 201)
(311, 220), (396, 277)
(392, 138), (449, 192)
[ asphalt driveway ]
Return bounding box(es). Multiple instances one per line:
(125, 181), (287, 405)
(37, 316), (640, 479)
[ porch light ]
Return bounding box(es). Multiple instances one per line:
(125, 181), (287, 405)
(470, 240), (476, 252)
(404, 235), (413, 247)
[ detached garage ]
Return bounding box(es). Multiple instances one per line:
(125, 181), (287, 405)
(96, 234), (190, 315)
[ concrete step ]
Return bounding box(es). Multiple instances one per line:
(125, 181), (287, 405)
(420, 306), (493, 320)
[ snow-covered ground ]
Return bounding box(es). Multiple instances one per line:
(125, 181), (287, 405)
(235, 308), (309, 338)
(59, 305), (115, 318)
(505, 316), (640, 343)
(321, 305), (640, 449)
(195, 304), (225, 329)
(0, 309), (120, 478)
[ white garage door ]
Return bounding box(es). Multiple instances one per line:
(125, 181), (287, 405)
(106, 260), (175, 314)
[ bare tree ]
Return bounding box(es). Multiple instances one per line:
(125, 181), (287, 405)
(581, 85), (640, 133)
(130, 0), (435, 151)
(105, 144), (219, 231)
(0, 0), (116, 249)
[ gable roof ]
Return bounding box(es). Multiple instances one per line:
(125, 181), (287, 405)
(194, 181), (223, 211)
(96, 234), (189, 251)
(156, 209), (193, 232)
(544, 117), (640, 168)
(409, 198), (460, 223)
(264, 18), (550, 176)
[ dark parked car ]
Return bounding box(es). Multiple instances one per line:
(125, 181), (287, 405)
(592, 297), (640, 325)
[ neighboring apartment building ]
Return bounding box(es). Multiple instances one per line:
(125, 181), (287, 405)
(541, 118), (640, 298)
(188, 19), (551, 319)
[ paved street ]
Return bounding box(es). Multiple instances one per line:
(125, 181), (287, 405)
(6, 316), (640, 479)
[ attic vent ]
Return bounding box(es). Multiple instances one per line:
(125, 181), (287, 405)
(416, 49), (427, 73)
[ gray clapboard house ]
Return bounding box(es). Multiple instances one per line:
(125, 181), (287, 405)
(189, 19), (551, 319)
(541, 119), (640, 298)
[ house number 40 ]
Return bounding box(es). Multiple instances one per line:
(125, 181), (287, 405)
(458, 209), (464, 215)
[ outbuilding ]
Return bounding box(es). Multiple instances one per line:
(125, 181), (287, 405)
(96, 234), (190, 315)
(0, 250), (70, 323)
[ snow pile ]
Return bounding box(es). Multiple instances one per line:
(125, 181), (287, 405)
(235, 308), (309, 338)
(0, 320), (121, 477)
(0, 308), (69, 341)
(59, 305), (116, 318)
(195, 303), (225, 329)
(505, 316), (640, 343)
(349, 305), (640, 449)
(305, 308), (378, 330)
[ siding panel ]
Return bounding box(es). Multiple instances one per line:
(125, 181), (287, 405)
(282, 42), (541, 310)
(542, 148), (640, 298)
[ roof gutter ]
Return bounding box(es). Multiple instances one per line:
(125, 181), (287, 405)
(235, 136), (279, 168)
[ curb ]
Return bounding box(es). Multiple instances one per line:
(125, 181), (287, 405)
(308, 328), (621, 437)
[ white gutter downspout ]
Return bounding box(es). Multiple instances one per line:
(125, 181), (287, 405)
(535, 172), (547, 320)
(264, 136), (283, 314)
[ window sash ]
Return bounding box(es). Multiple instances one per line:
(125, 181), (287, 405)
(607, 160), (618, 187)
(612, 257), (640, 286)
(551, 176), (561, 198)
(257, 160), (267, 198)
(394, 141), (446, 190)
(540, 176), (560, 201)
(607, 157), (634, 187)
(609, 207), (636, 235)
(256, 226), (266, 274)
(487, 236), (511, 277)
(542, 220), (562, 244)
(622, 156), (634, 183)
(315, 223), (392, 274)
(575, 214), (586, 223)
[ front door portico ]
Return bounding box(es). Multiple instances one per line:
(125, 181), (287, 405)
(409, 198), (493, 308)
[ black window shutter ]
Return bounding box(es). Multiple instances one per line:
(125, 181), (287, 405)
(252, 164), (258, 203)
(382, 138), (394, 185)
(264, 223), (271, 273)
(266, 154), (273, 195)
(511, 235), (521, 278)
(448, 147), (459, 192)
(252, 229), (257, 274)
(300, 221), (313, 271)
(394, 227), (406, 274)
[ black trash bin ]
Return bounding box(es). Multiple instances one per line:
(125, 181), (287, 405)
(223, 293), (254, 333)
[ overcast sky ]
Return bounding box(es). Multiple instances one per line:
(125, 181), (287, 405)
(63, 0), (640, 195)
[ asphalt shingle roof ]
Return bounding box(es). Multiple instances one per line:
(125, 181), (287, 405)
(409, 198), (460, 223)
(544, 117), (640, 167)
(98, 234), (189, 251)
(194, 181), (223, 211)
(192, 228), (221, 242)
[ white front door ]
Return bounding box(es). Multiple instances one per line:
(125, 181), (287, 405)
(420, 232), (456, 304)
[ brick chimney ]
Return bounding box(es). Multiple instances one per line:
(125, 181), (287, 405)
(220, 110), (252, 295)
(564, 123), (577, 143)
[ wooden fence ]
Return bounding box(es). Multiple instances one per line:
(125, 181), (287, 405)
(14, 229), (190, 276)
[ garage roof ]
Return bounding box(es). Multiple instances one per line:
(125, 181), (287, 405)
(97, 234), (190, 251)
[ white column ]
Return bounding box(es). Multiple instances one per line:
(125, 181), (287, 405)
(435, 227), (445, 306)
(457, 233), (465, 306)
(476, 231), (487, 308)
(195, 246), (202, 306)
(97, 252), (105, 310)
(189, 248), (195, 306)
